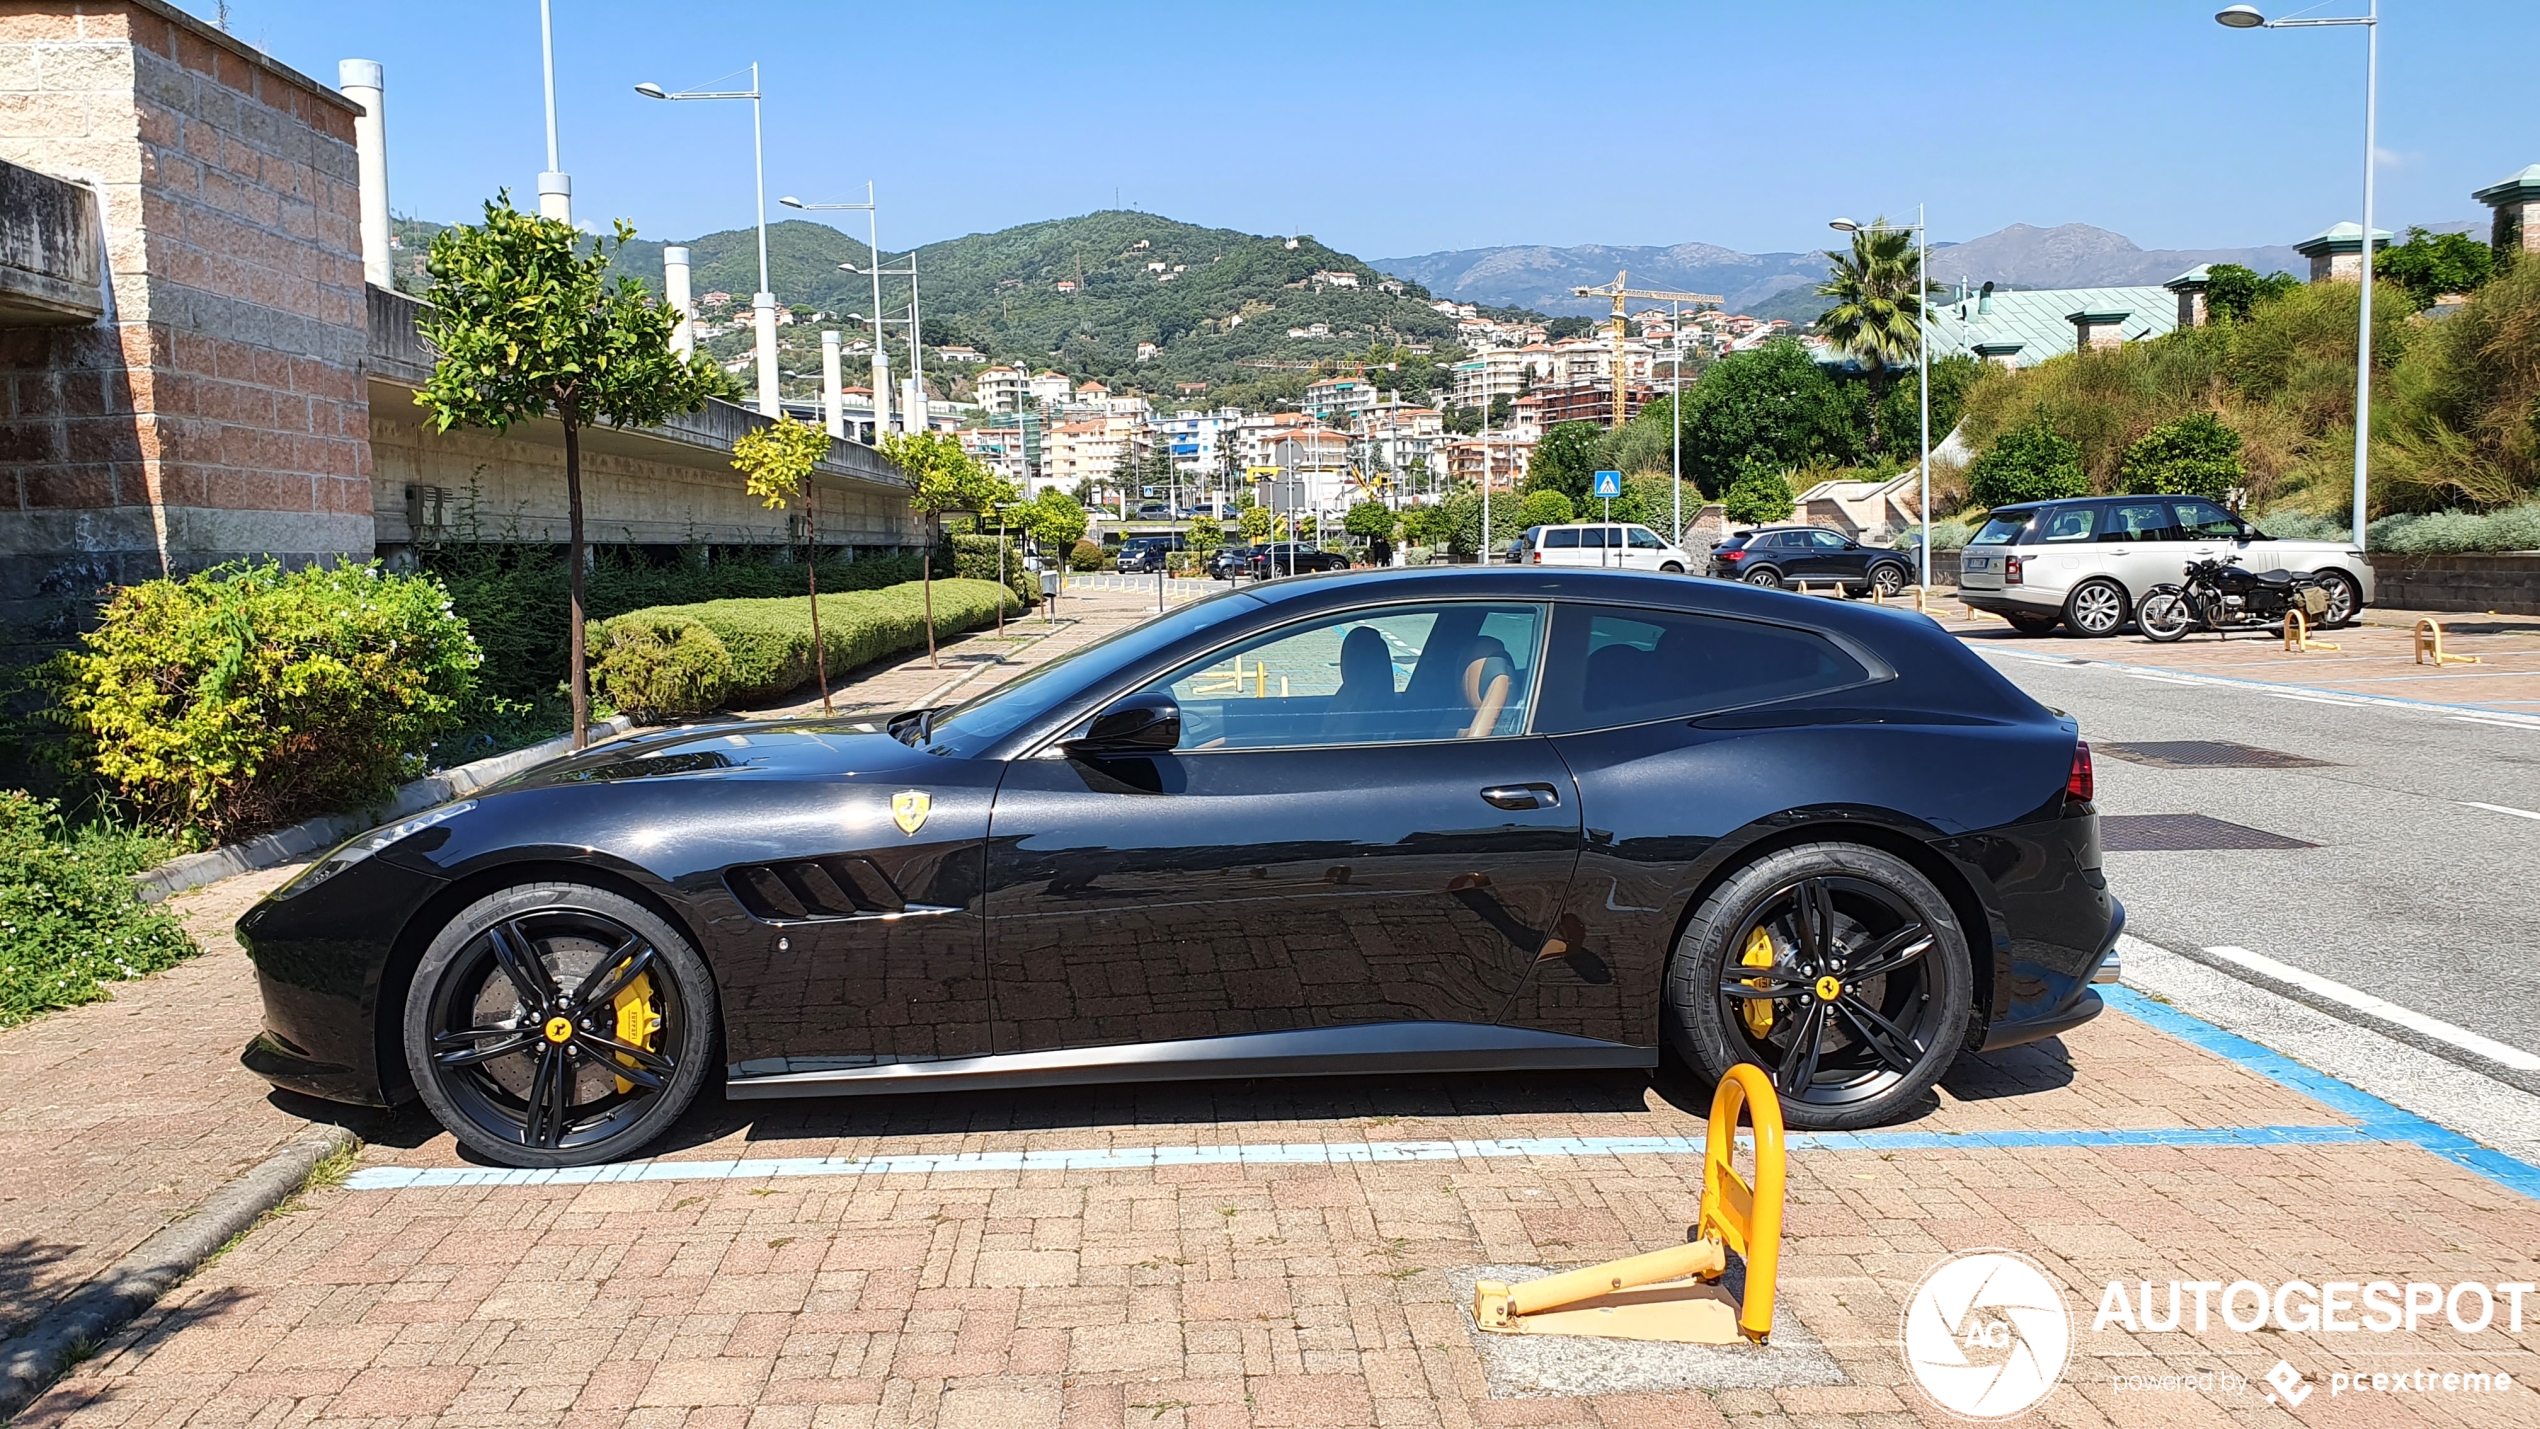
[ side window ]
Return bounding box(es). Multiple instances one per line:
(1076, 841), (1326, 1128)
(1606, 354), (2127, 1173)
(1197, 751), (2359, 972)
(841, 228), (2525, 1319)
(2101, 502), (2177, 542)
(1808, 530), (1850, 551)
(1545, 529), (1582, 549)
(2171, 499), (2245, 539)
(1144, 603), (1545, 751)
(1582, 527), (1612, 548)
(2041, 506), (2097, 542)
(1627, 527), (1664, 549)
(1535, 605), (1874, 734)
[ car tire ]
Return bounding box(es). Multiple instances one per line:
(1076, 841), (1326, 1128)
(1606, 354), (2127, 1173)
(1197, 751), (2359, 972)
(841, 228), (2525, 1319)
(1661, 561), (1685, 574)
(1744, 566), (1783, 589)
(1870, 562), (1908, 597)
(404, 882), (717, 1168)
(2005, 613), (2062, 636)
(2312, 569), (2360, 627)
(1665, 841), (1972, 1130)
(2063, 578), (2130, 637)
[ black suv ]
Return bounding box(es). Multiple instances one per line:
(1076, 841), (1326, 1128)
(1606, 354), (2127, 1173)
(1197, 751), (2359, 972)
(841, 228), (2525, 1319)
(1244, 542), (1350, 578)
(1207, 544), (1256, 580)
(1708, 525), (1912, 596)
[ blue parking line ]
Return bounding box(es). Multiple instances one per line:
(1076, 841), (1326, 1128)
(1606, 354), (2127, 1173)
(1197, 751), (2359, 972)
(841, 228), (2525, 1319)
(338, 991), (2540, 1198)
(2105, 985), (2540, 1201)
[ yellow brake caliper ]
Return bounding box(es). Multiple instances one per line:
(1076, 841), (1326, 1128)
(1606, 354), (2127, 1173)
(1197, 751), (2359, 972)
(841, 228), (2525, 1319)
(610, 970), (663, 1095)
(1739, 925), (1778, 1037)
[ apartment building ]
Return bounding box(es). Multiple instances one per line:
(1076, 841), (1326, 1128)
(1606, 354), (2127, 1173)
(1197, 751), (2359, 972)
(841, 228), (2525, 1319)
(1234, 412), (1316, 472)
(1301, 375), (1379, 419)
(1155, 408), (1242, 475)
(975, 366), (1028, 412)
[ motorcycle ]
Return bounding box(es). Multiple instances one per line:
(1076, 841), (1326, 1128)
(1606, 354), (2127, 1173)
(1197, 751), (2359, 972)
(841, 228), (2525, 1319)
(2136, 557), (2333, 643)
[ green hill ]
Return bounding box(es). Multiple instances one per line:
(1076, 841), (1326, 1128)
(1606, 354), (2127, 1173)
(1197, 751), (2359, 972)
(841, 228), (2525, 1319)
(389, 209), (1557, 410)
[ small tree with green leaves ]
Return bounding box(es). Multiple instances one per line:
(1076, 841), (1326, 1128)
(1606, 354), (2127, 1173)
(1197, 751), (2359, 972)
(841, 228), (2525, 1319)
(732, 416), (837, 710)
(1239, 503), (1276, 543)
(1019, 487), (1089, 551)
(883, 430), (1012, 668)
(414, 194), (720, 746)
(1342, 499), (1395, 543)
(2377, 226), (2497, 312)
(2203, 264), (2302, 324)
(1515, 490), (1575, 528)
(1968, 422), (2088, 509)
(1185, 513), (1225, 553)
(1723, 468), (1794, 524)
(2117, 412), (2244, 502)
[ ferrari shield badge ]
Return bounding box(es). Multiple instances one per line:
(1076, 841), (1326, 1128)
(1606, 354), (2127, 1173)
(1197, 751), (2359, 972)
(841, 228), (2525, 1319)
(891, 790), (931, 836)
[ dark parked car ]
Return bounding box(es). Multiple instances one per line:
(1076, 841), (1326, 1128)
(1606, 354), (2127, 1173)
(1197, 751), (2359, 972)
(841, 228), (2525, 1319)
(238, 567), (2119, 1166)
(1244, 543), (1350, 578)
(1116, 534), (1185, 573)
(1709, 526), (1913, 597)
(1208, 544), (1257, 580)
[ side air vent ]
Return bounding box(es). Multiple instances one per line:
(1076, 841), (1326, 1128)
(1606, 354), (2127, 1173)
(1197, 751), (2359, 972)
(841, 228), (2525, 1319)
(727, 856), (909, 922)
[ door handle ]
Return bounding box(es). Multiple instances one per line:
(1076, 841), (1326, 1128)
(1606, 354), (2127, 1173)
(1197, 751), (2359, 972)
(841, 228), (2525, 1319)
(1480, 783), (1559, 811)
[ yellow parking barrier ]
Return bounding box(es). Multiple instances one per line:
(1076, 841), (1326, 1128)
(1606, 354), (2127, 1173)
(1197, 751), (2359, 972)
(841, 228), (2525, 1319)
(1472, 1065), (1785, 1345)
(2415, 617), (2480, 666)
(2282, 609), (2342, 653)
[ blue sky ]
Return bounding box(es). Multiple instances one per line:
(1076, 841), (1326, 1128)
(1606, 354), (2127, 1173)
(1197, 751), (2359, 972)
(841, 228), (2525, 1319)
(184, 1), (2533, 260)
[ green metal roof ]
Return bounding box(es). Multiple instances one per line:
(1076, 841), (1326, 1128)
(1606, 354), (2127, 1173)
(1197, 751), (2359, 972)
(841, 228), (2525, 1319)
(1923, 286), (2176, 369)
(2293, 221), (2393, 255)
(2474, 164), (2540, 204)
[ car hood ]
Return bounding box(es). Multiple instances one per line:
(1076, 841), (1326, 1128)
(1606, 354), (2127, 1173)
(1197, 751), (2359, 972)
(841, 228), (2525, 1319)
(496, 718), (948, 791)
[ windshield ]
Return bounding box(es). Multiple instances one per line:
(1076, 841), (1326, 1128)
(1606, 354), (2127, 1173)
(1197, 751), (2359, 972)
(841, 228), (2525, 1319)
(909, 592), (1255, 756)
(1971, 512), (2037, 546)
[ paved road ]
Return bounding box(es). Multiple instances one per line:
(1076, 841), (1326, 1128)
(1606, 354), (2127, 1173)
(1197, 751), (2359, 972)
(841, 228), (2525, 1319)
(1977, 643), (2540, 1067)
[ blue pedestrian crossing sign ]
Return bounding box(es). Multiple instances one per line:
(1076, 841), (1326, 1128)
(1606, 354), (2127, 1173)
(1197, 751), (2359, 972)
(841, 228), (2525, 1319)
(1592, 469), (1622, 499)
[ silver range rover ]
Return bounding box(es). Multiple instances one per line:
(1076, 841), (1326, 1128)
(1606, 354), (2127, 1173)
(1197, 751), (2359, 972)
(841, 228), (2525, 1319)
(1956, 495), (2375, 637)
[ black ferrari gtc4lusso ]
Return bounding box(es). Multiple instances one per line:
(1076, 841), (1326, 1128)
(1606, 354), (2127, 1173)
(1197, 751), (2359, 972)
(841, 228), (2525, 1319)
(238, 566), (2120, 1167)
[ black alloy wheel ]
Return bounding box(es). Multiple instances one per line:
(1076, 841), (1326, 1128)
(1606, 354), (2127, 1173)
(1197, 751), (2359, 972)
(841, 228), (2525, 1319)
(2313, 569), (2360, 627)
(1870, 562), (1908, 597)
(1744, 566), (1784, 589)
(405, 882), (716, 1167)
(1666, 843), (1971, 1129)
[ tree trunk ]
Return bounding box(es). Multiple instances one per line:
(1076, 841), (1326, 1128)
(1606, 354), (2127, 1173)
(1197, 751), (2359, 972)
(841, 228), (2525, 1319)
(564, 416), (589, 751)
(923, 510), (938, 669)
(806, 488), (829, 714)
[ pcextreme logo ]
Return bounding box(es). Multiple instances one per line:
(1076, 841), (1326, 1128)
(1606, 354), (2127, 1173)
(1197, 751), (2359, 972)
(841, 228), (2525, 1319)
(1901, 1250), (2074, 1420)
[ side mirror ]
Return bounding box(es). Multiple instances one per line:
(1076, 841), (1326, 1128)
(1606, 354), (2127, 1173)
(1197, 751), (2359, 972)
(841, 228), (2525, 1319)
(1065, 692), (1181, 757)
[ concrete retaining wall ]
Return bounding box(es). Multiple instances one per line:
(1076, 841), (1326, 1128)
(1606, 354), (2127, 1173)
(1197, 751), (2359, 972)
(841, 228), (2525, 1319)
(2369, 553), (2540, 616)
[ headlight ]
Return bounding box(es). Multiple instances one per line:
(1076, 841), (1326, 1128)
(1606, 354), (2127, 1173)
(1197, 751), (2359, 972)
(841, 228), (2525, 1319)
(271, 800), (477, 900)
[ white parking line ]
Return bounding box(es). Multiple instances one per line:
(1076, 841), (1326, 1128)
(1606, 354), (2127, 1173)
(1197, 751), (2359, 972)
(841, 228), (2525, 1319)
(2463, 801), (2540, 823)
(2451, 716), (2540, 732)
(2201, 945), (2540, 1072)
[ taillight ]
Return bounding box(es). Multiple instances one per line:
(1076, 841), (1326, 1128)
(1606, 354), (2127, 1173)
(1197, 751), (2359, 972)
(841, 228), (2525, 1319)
(1718, 549), (1745, 561)
(1531, 549), (1542, 563)
(2066, 741), (2094, 804)
(2004, 555), (2024, 586)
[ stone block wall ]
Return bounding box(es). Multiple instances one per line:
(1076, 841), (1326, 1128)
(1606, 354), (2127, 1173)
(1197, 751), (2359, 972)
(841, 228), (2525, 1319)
(0, 0), (371, 630)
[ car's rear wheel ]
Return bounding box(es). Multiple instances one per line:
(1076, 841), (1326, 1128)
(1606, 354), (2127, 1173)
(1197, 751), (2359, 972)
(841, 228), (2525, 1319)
(2064, 578), (2129, 637)
(2005, 613), (2061, 635)
(2312, 569), (2360, 627)
(405, 882), (716, 1168)
(1743, 566), (1783, 589)
(1665, 842), (1971, 1129)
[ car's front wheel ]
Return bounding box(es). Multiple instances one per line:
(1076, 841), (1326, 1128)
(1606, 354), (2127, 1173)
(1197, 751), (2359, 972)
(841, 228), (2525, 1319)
(404, 882), (716, 1168)
(1666, 842), (1972, 1129)
(1661, 561), (1685, 574)
(1870, 562), (1908, 597)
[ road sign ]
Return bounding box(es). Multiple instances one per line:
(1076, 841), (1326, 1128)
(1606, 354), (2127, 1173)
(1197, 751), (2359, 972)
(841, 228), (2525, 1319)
(1593, 470), (1622, 499)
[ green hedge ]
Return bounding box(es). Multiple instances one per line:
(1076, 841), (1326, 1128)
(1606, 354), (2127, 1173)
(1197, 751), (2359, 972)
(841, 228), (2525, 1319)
(592, 578), (1019, 720)
(950, 533), (1038, 607)
(0, 792), (198, 1029)
(2256, 501), (2540, 552)
(43, 562), (478, 839)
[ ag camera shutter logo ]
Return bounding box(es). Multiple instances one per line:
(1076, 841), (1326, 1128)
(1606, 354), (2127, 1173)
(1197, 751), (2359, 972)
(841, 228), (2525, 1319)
(1902, 1250), (2073, 1419)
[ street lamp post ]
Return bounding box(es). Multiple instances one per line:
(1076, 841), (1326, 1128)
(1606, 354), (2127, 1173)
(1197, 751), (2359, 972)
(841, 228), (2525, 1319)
(1670, 298), (1684, 548)
(781, 190), (885, 435)
(1829, 209), (1931, 590)
(839, 244), (924, 434)
(636, 65), (777, 417)
(536, 0), (570, 223)
(2217, 2), (2379, 552)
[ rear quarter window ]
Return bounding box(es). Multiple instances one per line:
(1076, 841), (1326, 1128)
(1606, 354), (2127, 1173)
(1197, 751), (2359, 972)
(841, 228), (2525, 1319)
(1971, 512), (2038, 546)
(1535, 604), (1875, 734)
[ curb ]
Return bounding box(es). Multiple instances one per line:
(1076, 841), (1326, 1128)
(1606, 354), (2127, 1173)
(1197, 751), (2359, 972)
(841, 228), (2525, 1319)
(0, 1124), (358, 1419)
(131, 716), (637, 904)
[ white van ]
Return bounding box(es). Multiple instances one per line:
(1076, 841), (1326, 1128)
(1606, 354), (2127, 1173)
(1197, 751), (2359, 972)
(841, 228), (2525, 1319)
(1521, 522), (1695, 574)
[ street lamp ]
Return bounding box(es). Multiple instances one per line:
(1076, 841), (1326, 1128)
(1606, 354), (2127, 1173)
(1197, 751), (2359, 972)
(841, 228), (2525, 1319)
(1829, 209), (1932, 591)
(782, 191), (887, 435)
(536, 0), (570, 223)
(840, 248), (926, 433)
(2216, 1), (2380, 553)
(635, 65), (778, 418)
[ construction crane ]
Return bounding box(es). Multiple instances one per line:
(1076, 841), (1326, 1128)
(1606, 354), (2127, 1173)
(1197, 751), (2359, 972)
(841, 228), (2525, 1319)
(1568, 271), (1723, 427)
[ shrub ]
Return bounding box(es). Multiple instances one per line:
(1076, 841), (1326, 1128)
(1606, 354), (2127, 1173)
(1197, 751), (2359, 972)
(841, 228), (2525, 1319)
(2365, 501), (2540, 554)
(0, 792), (198, 1029)
(950, 533), (1037, 607)
(1722, 469), (1794, 524)
(592, 578), (1018, 717)
(46, 562), (478, 839)
(2119, 412), (2245, 501)
(1967, 423), (2088, 509)
(1516, 490), (1575, 527)
(1067, 539), (1106, 571)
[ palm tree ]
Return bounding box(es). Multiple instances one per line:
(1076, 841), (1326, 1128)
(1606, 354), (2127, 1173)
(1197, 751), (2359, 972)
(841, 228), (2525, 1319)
(1815, 218), (1929, 452)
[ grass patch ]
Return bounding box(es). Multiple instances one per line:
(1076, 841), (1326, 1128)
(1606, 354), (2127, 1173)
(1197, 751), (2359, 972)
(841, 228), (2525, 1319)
(0, 792), (199, 1030)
